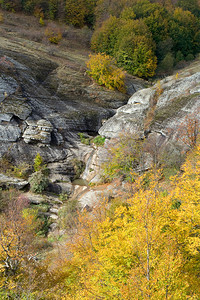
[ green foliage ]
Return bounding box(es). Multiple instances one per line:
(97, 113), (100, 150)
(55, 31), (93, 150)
(12, 163), (31, 179)
(92, 0), (200, 77)
(78, 132), (90, 145)
(91, 16), (120, 55)
(131, 42), (157, 78)
(0, 0), (21, 11)
(177, 0), (200, 17)
(92, 16), (157, 78)
(65, 0), (85, 27)
(71, 158), (85, 180)
(185, 53), (194, 61)
(29, 170), (49, 194)
(92, 135), (105, 146)
(86, 53), (126, 92)
(103, 134), (144, 182)
(65, 0), (96, 28)
(48, 0), (58, 20)
(58, 198), (79, 230)
(175, 50), (184, 63)
(59, 192), (69, 202)
(158, 52), (174, 73)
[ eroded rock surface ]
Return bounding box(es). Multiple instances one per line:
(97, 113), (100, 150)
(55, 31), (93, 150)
(0, 174), (28, 189)
(99, 66), (200, 167)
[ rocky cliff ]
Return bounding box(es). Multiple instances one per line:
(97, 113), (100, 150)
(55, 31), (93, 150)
(77, 59), (200, 209)
(0, 12), (200, 215)
(99, 62), (200, 163)
(0, 17), (144, 199)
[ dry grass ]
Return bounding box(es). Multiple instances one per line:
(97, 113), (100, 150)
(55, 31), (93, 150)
(1, 9), (92, 53)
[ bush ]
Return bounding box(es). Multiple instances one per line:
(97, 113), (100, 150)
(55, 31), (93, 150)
(185, 53), (194, 61)
(34, 153), (44, 172)
(58, 198), (79, 230)
(103, 134), (144, 182)
(39, 16), (45, 26)
(158, 52), (174, 73)
(86, 53), (126, 92)
(175, 50), (184, 63)
(0, 12), (4, 22)
(78, 132), (90, 145)
(45, 23), (62, 44)
(92, 135), (106, 146)
(29, 170), (49, 194)
(71, 158), (85, 180)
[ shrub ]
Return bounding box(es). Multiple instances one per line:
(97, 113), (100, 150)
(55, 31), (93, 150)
(158, 52), (174, 73)
(12, 163), (31, 179)
(92, 135), (106, 146)
(58, 198), (79, 230)
(86, 53), (126, 92)
(185, 53), (194, 61)
(34, 153), (44, 172)
(78, 133), (91, 145)
(0, 154), (13, 174)
(0, 12), (4, 22)
(39, 16), (45, 26)
(71, 158), (85, 180)
(45, 23), (62, 44)
(175, 50), (184, 63)
(29, 170), (49, 194)
(103, 134), (144, 182)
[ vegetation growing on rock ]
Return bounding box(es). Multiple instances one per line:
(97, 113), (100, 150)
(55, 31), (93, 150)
(86, 53), (126, 92)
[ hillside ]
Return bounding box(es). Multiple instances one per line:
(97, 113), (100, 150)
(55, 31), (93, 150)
(0, 6), (200, 300)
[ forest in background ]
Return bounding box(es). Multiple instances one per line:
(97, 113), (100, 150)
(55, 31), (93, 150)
(0, 0), (200, 78)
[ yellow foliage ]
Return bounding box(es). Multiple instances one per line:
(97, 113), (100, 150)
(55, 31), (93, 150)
(0, 13), (4, 23)
(65, 0), (86, 27)
(39, 16), (45, 26)
(62, 141), (200, 299)
(45, 24), (62, 44)
(86, 53), (126, 92)
(155, 80), (164, 96)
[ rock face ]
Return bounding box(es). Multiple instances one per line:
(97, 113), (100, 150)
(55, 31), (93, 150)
(0, 34), (144, 199)
(99, 67), (200, 167)
(0, 22), (200, 213)
(0, 174), (28, 189)
(0, 124), (21, 142)
(23, 119), (53, 144)
(74, 64), (200, 210)
(0, 35), (144, 167)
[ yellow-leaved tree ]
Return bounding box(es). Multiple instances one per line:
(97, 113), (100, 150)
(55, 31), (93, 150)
(86, 53), (126, 92)
(62, 141), (200, 299)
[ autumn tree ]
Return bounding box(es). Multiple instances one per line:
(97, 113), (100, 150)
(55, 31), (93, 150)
(177, 0), (200, 17)
(60, 139), (200, 299)
(177, 112), (200, 149)
(0, 195), (39, 298)
(86, 53), (126, 92)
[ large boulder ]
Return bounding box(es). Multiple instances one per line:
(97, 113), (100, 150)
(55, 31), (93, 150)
(23, 119), (53, 144)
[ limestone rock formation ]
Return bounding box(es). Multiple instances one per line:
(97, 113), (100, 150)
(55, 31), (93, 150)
(0, 174), (28, 189)
(23, 119), (53, 144)
(99, 66), (200, 166)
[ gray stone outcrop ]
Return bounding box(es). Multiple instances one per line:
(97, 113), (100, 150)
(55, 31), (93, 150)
(0, 174), (28, 189)
(23, 119), (53, 144)
(0, 124), (21, 141)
